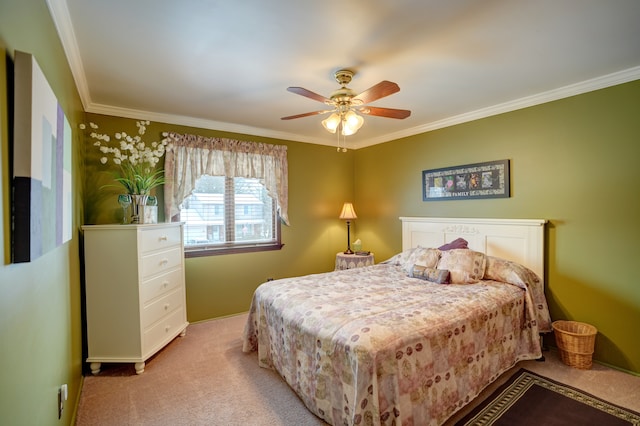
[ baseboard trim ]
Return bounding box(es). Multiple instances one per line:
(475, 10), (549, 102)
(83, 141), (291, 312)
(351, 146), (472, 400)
(545, 346), (639, 377)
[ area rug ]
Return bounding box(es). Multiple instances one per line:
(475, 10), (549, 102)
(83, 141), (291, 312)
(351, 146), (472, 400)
(456, 369), (640, 425)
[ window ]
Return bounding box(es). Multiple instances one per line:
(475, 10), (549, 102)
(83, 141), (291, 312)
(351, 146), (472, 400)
(163, 133), (289, 257)
(180, 176), (281, 257)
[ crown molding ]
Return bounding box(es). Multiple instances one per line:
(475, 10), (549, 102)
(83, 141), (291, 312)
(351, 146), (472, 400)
(48, 0), (640, 150)
(85, 103), (330, 146)
(358, 66), (640, 148)
(46, 0), (91, 110)
(91, 66), (638, 150)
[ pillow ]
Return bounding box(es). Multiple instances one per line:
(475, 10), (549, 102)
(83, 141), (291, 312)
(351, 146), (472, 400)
(403, 246), (441, 275)
(438, 238), (469, 251)
(410, 265), (450, 284)
(380, 247), (416, 267)
(437, 249), (487, 284)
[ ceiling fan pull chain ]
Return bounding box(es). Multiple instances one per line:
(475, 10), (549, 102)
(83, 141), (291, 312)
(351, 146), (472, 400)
(337, 122), (347, 153)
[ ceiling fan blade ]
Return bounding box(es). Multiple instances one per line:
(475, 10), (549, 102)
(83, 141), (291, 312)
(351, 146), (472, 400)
(281, 110), (332, 120)
(287, 87), (331, 103)
(359, 106), (411, 119)
(352, 81), (400, 104)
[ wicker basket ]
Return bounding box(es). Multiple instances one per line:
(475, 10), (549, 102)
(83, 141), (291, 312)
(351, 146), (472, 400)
(552, 320), (597, 369)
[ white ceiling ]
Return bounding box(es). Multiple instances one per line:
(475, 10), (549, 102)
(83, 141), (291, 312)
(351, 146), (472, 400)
(48, 0), (640, 149)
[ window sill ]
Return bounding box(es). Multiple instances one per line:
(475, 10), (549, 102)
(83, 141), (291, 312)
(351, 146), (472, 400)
(184, 243), (284, 258)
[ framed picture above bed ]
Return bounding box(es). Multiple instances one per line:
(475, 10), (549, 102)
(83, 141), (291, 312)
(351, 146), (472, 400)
(422, 159), (510, 201)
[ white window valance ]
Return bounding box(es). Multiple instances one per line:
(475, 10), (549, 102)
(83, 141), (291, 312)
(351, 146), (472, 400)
(163, 133), (289, 225)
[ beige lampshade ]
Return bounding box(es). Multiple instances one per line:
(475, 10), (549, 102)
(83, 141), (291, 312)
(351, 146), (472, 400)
(339, 202), (357, 220)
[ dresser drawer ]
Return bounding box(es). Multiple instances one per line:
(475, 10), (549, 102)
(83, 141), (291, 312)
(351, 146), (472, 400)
(140, 247), (183, 279)
(139, 226), (182, 254)
(141, 288), (184, 328)
(142, 306), (186, 354)
(140, 269), (184, 305)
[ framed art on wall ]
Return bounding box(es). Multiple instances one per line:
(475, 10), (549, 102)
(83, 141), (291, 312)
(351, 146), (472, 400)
(422, 159), (510, 201)
(12, 51), (72, 263)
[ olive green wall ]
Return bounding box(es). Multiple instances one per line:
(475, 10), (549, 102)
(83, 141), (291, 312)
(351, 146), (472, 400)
(1, 4), (638, 426)
(83, 114), (355, 321)
(0, 0), (85, 424)
(185, 140), (354, 319)
(353, 80), (640, 374)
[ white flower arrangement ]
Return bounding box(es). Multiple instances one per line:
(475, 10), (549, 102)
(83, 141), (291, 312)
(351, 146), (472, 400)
(80, 120), (169, 195)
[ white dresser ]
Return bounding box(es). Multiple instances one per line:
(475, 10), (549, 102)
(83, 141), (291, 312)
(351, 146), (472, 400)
(82, 223), (188, 374)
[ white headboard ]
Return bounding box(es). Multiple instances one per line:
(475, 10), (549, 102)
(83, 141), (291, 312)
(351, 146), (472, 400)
(400, 217), (547, 280)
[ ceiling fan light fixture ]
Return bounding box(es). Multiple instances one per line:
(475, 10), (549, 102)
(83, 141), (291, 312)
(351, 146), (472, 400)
(341, 110), (364, 135)
(283, 69), (409, 141)
(322, 113), (341, 133)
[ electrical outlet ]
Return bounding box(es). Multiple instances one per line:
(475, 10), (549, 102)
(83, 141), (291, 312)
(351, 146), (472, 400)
(58, 384), (68, 419)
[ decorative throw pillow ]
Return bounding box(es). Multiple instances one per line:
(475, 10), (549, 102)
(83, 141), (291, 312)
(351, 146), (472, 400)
(437, 249), (487, 284)
(438, 238), (469, 251)
(381, 247), (416, 267)
(410, 265), (450, 284)
(403, 246), (441, 275)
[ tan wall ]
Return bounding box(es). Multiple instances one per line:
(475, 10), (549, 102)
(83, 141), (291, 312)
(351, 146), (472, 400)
(353, 81), (640, 374)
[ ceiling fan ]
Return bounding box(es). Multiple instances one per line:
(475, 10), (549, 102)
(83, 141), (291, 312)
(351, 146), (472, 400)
(281, 69), (411, 137)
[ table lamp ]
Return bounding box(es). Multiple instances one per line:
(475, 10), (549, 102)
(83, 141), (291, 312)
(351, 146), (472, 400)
(339, 202), (357, 254)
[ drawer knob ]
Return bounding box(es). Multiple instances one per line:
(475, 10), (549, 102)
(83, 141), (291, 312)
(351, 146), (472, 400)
(164, 303), (170, 310)
(159, 258), (169, 266)
(165, 325), (171, 332)
(159, 235), (168, 241)
(162, 281), (169, 288)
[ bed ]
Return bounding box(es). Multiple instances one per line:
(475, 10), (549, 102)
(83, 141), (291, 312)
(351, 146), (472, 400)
(242, 217), (552, 426)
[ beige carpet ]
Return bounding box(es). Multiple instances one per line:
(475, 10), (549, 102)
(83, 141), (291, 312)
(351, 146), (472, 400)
(75, 314), (640, 426)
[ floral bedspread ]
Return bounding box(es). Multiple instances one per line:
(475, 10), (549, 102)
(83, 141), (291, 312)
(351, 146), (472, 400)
(242, 262), (550, 426)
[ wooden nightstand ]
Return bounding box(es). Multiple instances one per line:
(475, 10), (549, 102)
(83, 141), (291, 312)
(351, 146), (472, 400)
(335, 252), (375, 270)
